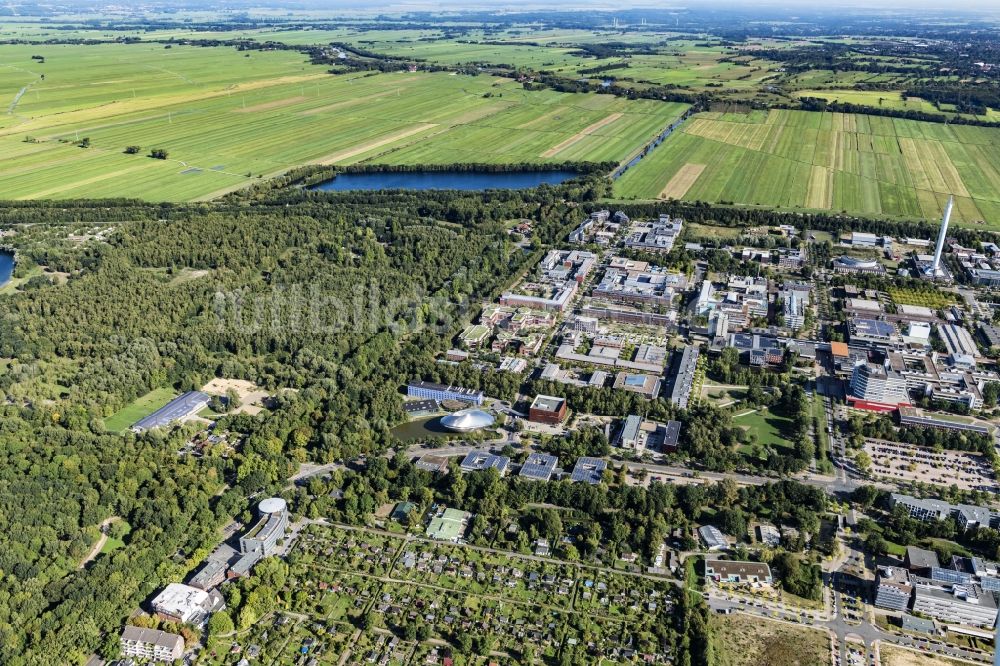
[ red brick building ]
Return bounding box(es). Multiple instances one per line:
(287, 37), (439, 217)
(528, 394), (567, 424)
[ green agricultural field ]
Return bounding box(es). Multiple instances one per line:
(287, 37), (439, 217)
(103, 387), (176, 432)
(790, 89), (941, 113)
(615, 108), (1000, 228)
(0, 41), (687, 200)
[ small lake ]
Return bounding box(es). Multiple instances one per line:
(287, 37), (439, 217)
(0, 251), (13, 287)
(390, 416), (456, 442)
(310, 169), (578, 192)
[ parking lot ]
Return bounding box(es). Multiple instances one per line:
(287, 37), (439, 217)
(863, 439), (998, 493)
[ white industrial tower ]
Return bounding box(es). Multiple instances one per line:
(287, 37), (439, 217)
(925, 195), (954, 278)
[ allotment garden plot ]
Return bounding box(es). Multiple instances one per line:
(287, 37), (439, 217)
(275, 523), (679, 663)
(614, 108), (1000, 228)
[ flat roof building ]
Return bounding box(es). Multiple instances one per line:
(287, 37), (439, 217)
(617, 414), (644, 449)
(407, 380), (484, 406)
(875, 567), (913, 611)
(570, 457), (607, 484)
(912, 582), (998, 628)
(663, 420), (681, 452)
(426, 507), (471, 542)
(240, 497), (288, 558)
(668, 345), (699, 409)
(151, 583), (214, 624)
(459, 451), (510, 476)
(612, 371), (661, 399)
(906, 545), (942, 572)
(528, 394), (567, 424)
(519, 452), (559, 481)
(415, 454), (451, 474)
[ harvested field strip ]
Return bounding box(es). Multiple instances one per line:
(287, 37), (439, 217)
(314, 123), (439, 164)
(234, 95), (308, 113)
(17, 162), (159, 199)
(659, 163), (705, 199)
(540, 112), (623, 157)
(805, 166), (833, 209)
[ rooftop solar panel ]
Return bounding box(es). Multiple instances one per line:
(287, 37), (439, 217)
(132, 391), (210, 431)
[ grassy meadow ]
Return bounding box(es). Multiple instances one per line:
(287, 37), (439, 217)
(615, 108), (1000, 228)
(0, 41), (687, 200)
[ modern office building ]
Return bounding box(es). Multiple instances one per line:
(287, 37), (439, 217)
(893, 495), (952, 522)
(849, 362), (910, 410)
(120, 626), (185, 662)
(875, 567), (913, 611)
(912, 582), (998, 628)
(618, 414), (644, 449)
(892, 494), (998, 533)
(833, 255), (886, 275)
(623, 215), (683, 253)
(782, 289), (808, 330)
(406, 380), (484, 406)
(240, 497), (288, 558)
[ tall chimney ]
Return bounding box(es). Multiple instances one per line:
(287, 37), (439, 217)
(930, 196), (953, 275)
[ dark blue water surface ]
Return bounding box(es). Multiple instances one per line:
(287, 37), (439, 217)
(310, 169), (578, 192)
(0, 251), (13, 287)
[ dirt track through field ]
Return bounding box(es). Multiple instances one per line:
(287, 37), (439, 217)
(659, 163), (705, 199)
(314, 123), (438, 164)
(540, 112), (623, 157)
(235, 95), (308, 113)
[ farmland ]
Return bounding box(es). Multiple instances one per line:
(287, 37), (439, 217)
(615, 109), (1000, 228)
(0, 41), (687, 200)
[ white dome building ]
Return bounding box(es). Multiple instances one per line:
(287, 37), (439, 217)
(440, 408), (495, 433)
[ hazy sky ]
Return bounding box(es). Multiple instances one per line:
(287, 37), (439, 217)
(400, 0), (1000, 11)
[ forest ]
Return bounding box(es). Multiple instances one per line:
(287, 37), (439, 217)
(0, 182), (587, 664)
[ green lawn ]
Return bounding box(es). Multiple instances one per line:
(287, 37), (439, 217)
(615, 108), (1000, 229)
(103, 387), (177, 432)
(733, 408), (796, 453)
(100, 521), (130, 555)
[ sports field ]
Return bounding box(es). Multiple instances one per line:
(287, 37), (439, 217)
(614, 109), (1000, 228)
(103, 387), (177, 432)
(0, 42), (687, 200)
